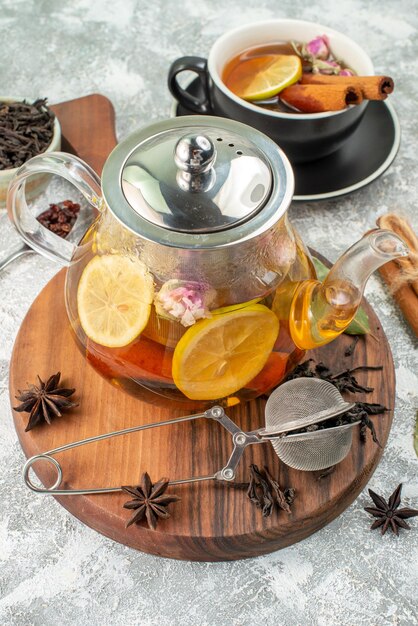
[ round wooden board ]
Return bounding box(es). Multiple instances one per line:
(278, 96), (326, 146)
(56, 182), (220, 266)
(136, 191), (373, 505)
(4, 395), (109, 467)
(10, 268), (394, 561)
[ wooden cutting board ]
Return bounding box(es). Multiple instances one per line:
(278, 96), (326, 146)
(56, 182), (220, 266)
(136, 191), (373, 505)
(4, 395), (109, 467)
(51, 94), (117, 174)
(9, 95), (395, 561)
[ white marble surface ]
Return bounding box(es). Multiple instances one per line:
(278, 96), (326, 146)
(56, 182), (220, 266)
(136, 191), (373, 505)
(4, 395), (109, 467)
(1, 1), (418, 625)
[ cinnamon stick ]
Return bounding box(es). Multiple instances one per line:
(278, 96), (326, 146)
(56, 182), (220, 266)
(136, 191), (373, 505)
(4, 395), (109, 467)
(377, 214), (418, 297)
(376, 213), (418, 337)
(280, 84), (363, 113)
(378, 262), (418, 337)
(301, 74), (394, 100)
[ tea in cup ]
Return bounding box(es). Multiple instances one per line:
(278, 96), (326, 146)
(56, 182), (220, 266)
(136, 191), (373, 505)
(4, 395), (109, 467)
(168, 19), (381, 162)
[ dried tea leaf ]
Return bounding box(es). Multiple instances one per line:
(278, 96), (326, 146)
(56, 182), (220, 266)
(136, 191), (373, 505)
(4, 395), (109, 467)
(246, 464), (295, 517)
(414, 410), (418, 458)
(312, 256), (371, 335)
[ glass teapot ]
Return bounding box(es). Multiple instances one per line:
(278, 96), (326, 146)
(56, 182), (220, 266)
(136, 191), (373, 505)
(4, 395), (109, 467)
(8, 116), (407, 410)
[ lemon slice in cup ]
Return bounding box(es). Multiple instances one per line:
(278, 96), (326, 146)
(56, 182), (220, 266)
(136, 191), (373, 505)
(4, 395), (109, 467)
(172, 303), (279, 400)
(229, 54), (302, 101)
(77, 254), (154, 348)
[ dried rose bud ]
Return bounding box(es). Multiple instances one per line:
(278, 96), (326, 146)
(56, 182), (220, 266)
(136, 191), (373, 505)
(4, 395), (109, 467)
(339, 69), (354, 76)
(306, 35), (330, 60)
(315, 59), (341, 75)
(155, 279), (216, 327)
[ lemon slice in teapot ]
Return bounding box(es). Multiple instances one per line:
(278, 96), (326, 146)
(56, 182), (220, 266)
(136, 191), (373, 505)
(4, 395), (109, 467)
(172, 303), (279, 400)
(77, 254), (154, 348)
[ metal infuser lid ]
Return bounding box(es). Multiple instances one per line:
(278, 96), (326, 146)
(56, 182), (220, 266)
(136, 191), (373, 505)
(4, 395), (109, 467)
(122, 129), (271, 233)
(102, 116), (294, 248)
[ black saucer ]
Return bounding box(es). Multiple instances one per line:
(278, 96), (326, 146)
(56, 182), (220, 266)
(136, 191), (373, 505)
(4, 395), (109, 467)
(171, 78), (400, 201)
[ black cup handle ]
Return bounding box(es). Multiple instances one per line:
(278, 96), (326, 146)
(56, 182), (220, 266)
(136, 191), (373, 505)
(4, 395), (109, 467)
(168, 56), (211, 114)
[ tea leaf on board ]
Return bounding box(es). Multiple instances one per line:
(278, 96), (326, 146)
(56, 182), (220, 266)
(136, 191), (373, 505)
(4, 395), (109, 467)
(414, 410), (418, 458)
(312, 256), (371, 335)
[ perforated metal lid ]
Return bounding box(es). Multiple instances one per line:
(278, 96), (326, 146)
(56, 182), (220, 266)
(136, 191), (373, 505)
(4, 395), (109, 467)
(102, 116), (294, 248)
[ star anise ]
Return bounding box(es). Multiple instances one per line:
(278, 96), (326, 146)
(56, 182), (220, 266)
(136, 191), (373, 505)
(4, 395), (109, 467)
(14, 372), (78, 432)
(122, 472), (181, 530)
(364, 484), (418, 535)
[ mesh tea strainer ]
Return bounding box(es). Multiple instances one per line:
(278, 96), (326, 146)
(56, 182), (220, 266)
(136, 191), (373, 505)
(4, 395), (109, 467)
(23, 377), (358, 496)
(263, 377), (358, 471)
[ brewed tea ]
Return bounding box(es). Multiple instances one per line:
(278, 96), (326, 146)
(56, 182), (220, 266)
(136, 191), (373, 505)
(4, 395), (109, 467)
(223, 43), (307, 113)
(222, 40), (356, 114)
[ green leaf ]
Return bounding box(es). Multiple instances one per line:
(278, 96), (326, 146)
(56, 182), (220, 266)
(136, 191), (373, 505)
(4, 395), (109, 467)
(312, 256), (329, 282)
(414, 410), (418, 458)
(345, 307), (371, 335)
(312, 256), (371, 335)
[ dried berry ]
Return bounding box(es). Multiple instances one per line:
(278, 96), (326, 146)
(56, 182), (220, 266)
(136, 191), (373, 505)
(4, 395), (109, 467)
(37, 200), (80, 239)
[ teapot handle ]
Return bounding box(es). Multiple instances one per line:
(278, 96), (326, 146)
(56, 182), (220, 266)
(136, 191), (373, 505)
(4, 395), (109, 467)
(7, 152), (102, 265)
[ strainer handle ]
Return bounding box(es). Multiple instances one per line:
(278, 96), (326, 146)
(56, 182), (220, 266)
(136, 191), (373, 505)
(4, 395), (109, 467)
(216, 424), (265, 481)
(23, 405), (265, 495)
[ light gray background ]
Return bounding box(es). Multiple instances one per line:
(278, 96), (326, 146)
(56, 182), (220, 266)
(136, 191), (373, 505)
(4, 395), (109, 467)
(0, 1), (417, 625)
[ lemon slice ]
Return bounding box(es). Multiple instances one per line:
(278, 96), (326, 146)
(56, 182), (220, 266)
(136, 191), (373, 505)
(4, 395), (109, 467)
(230, 54), (302, 101)
(77, 254), (154, 348)
(172, 303), (279, 400)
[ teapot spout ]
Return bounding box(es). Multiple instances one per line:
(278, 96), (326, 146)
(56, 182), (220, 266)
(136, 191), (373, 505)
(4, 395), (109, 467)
(289, 229), (409, 349)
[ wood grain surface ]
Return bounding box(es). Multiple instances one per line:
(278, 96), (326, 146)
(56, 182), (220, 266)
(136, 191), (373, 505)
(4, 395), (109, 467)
(9, 95), (395, 561)
(51, 94), (117, 175)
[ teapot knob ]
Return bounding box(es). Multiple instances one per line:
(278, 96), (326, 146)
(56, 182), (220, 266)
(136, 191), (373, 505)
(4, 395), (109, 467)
(174, 134), (216, 174)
